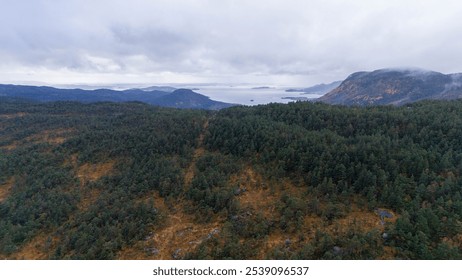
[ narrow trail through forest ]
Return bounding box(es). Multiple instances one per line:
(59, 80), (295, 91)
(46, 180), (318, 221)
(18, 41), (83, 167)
(184, 118), (209, 188)
(118, 118), (218, 260)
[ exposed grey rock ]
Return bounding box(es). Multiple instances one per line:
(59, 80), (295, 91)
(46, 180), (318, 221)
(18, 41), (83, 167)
(172, 248), (182, 259)
(333, 246), (342, 255)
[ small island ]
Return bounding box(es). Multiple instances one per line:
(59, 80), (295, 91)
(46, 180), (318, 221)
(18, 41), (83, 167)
(281, 96), (310, 101)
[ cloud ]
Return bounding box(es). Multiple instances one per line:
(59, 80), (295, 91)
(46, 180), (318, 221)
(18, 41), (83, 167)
(0, 0), (462, 85)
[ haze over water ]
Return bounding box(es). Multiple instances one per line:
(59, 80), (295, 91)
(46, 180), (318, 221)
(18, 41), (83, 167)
(191, 85), (322, 106)
(56, 83), (323, 106)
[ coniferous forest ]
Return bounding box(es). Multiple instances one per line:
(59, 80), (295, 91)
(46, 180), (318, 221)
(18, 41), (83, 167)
(1, 98), (462, 259)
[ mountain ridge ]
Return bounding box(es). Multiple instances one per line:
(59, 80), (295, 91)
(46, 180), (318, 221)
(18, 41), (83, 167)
(0, 84), (234, 110)
(318, 68), (462, 106)
(286, 81), (342, 94)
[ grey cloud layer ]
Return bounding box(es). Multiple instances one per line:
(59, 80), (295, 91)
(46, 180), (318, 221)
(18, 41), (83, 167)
(1, 0), (462, 84)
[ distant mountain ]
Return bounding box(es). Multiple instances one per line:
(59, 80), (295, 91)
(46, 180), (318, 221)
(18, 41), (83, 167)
(318, 69), (462, 106)
(150, 89), (233, 110)
(286, 81), (342, 94)
(140, 86), (177, 92)
(0, 84), (234, 110)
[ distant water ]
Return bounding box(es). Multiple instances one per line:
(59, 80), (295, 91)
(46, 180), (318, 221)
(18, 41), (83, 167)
(56, 83), (323, 106)
(193, 85), (322, 106)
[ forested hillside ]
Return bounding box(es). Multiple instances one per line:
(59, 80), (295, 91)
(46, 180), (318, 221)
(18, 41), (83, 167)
(0, 84), (233, 110)
(1, 98), (462, 259)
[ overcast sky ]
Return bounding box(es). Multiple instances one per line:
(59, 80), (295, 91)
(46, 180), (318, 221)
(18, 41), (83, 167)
(1, 0), (462, 86)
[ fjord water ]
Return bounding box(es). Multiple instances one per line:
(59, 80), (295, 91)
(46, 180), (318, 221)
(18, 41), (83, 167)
(194, 85), (322, 105)
(55, 83), (322, 106)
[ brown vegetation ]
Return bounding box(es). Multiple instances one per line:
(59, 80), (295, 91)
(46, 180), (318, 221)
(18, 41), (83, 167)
(118, 193), (222, 260)
(25, 129), (71, 145)
(184, 119), (208, 188)
(0, 128), (74, 151)
(8, 232), (57, 260)
(76, 161), (116, 184)
(65, 154), (116, 210)
(0, 112), (27, 119)
(0, 177), (14, 203)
